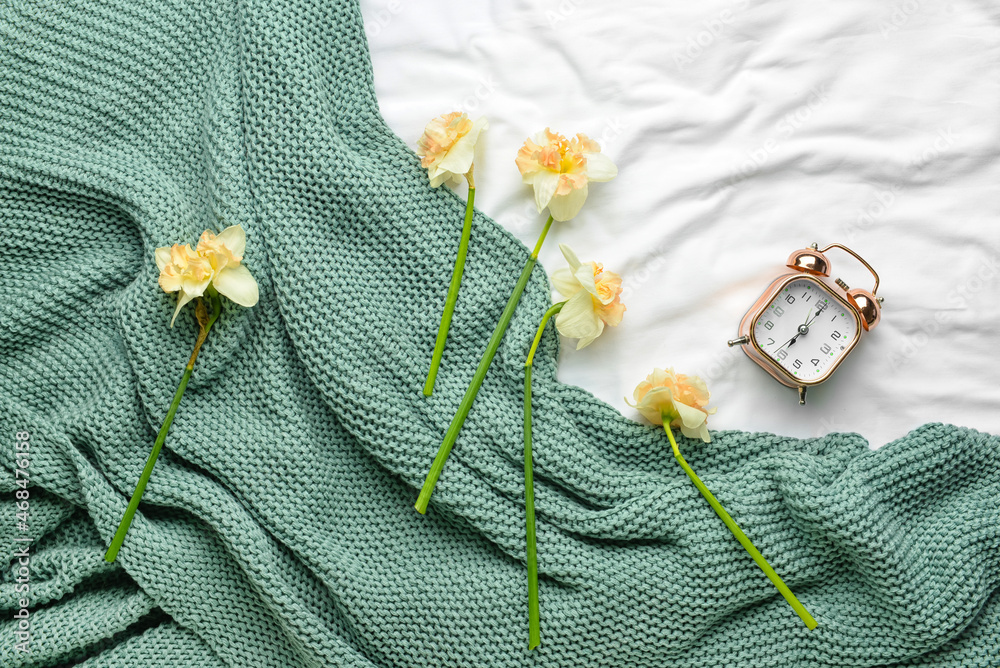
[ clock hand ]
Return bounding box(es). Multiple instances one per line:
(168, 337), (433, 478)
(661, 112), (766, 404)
(801, 299), (829, 330)
(803, 305), (825, 329)
(776, 318), (816, 353)
(774, 298), (825, 354)
(775, 333), (799, 352)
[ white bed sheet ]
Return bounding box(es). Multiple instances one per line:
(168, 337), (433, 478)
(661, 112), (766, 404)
(361, 0), (1000, 449)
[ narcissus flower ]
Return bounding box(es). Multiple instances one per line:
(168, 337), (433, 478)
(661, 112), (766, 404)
(625, 367), (817, 628)
(107, 222), (261, 565)
(155, 224), (259, 326)
(627, 367), (716, 442)
(515, 129), (617, 221)
(416, 111), (489, 187)
(551, 244), (625, 349)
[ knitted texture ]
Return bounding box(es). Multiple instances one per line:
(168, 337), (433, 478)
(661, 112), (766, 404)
(1, 1), (998, 666)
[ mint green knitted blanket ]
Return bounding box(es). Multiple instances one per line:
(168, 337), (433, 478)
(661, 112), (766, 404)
(1, 1), (998, 666)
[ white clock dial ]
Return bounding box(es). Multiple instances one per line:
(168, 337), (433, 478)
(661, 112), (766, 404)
(752, 278), (858, 382)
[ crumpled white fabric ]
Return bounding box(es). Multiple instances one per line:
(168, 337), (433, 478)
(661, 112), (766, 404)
(363, 0), (1000, 448)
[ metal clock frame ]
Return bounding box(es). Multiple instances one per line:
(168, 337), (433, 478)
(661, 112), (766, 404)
(748, 274), (862, 386)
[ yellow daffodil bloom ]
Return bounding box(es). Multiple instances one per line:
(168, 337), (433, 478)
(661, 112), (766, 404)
(416, 111), (488, 187)
(155, 224), (259, 326)
(550, 244), (625, 349)
(515, 129), (617, 221)
(627, 367), (716, 442)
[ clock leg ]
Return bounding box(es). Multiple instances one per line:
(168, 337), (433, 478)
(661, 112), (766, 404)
(798, 386), (807, 405)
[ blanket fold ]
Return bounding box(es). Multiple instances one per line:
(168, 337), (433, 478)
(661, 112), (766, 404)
(1, 1), (997, 666)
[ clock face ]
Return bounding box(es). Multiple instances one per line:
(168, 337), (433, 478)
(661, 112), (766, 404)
(752, 278), (859, 382)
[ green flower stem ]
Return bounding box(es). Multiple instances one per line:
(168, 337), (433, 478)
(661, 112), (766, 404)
(525, 302), (564, 367)
(103, 367), (191, 564)
(104, 292), (222, 563)
(529, 214), (554, 258)
(663, 422), (818, 630)
(415, 215), (555, 515)
(423, 186), (477, 397)
(523, 301), (564, 650)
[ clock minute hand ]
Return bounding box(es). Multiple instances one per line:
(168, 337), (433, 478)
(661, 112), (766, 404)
(803, 303), (827, 329)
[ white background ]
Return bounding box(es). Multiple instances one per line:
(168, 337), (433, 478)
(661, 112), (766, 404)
(361, 0), (1000, 448)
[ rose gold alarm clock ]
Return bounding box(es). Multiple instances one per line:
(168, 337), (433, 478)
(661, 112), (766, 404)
(727, 242), (883, 405)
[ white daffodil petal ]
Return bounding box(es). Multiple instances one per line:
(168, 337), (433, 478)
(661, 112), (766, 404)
(573, 262), (599, 299)
(467, 117), (489, 143)
(169, 290), (197, 328)
(216, 224), (247, 258)
(550, 268), (582, 299)
(673, 400), (707, 430)
(583, 152), (618, 182)
(438, 133), (475, 175)
(698, 422), (711, 442)
(634, 386), (674, 425)
(547, 183), (588, 222)
(555, 290), (600, 340)
(679, 421), (712, 443)
(213, 264), (259, 307)
(428, 170), (449, 188)
(575, 319), (604, 349)
(154, 246), (172, 271)
(558, 243), (582, 272)
(532, 171), (560, 213)
(643, 386), (675, 409)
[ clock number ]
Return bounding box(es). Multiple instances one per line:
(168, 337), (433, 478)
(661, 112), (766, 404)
(831, 330), (841, 340)
(792, 359), (802, 369)
(801, 291), (812, 301)
(811, 358), (820, 367)
(776, 350), (788, 361)
(766, 337), (775, 345)
(774, 306), (785, 316)
(785, 294), (795, 304)
(820, 343), (831, 354)
(763, 320), (774, 330)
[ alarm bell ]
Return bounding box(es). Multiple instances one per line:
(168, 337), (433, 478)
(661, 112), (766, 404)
(847, 289), (881, 330)
(786, 242), (882, 330)
(785, 246), (830, 276)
